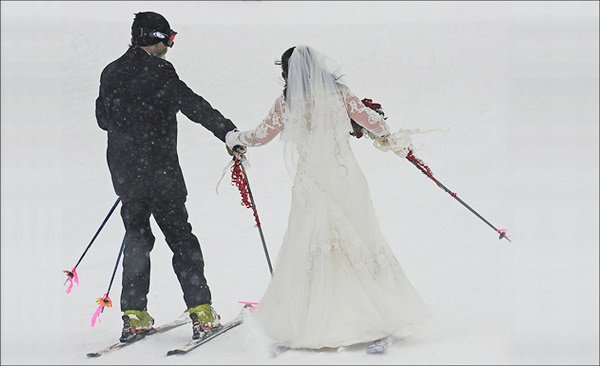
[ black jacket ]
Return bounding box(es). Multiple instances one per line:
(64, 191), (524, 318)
(96, 47), (236, 198)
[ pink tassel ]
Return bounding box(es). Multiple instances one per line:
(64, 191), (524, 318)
(65, 278), (74, 294)
(497, 228), (511, 240)
(64, 267), (79, 294)
(91, 304), (103, 327)
(238, 301), (259, 312)
(73, 268), (79, 286)
(91, 293), (112, 327)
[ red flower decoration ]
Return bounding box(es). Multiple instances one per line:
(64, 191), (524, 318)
(231, 160), (261, 227)
(361, 98), (382, 110)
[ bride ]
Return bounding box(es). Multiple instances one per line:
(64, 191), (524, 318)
(226, 46), (429, 349)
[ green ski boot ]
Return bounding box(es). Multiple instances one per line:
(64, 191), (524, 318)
(188, 304), (221, 340)
(120, 310), (155, 342)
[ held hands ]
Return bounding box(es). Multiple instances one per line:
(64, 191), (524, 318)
(227, 145), (247, 161)
(225, 129), (247, 161)
(370, 132), (413, 158)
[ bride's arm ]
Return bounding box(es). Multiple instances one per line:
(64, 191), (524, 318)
(340, 85), (390, 137)
(226, 96), (285, 147)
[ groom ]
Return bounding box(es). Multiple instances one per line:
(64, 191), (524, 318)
(95, 11), (245, 341)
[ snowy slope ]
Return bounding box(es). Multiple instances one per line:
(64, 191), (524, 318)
(1, 1), (598, 365)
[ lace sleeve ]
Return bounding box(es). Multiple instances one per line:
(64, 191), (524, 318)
(341, 85), (390, 137)
(236, 96), (285, 147)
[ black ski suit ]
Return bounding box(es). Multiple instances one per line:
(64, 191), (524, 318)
(95, 46), (237, 311)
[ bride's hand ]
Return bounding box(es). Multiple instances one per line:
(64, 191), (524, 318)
(372, 134), (412, 158)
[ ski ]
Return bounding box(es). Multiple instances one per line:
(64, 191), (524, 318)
(166, 303), (256, 356)
(166, 315), (243, 355)
(271, 344), (291, 358)
(86, 312), (191, 358)
(366, 338), (390, 354)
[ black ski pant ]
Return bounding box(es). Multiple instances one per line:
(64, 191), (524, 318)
(119, 196), (211, 311)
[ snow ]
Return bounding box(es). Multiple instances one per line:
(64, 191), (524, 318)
(1, 1), (598, 364)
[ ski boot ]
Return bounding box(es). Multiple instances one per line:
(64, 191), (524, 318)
(188, 304), (221, 340)
(119, 309), (155, 343)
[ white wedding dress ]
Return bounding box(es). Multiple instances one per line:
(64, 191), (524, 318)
(229, 46), (429, 349)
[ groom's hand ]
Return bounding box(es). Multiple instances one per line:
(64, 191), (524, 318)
(225, 129), (247, 160)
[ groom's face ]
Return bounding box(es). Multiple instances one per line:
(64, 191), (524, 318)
(150, 42), (168, 59)
(156, 43), (168, 59)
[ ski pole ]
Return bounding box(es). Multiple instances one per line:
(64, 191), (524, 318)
(405, 150), (511, 242)
(64, 197), (122, 293)
(231, 157), (273, 275)
(353, 96), (510, 242)
(91, 234), (126, 327)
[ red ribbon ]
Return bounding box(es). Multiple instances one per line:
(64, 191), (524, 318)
(231, 160), (261, 227)
(406, 150), (457, 197)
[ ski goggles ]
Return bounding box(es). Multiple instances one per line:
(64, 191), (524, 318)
(151, 30), (177, 48)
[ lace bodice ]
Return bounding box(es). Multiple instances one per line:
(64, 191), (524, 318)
(233, 85), (390, 147)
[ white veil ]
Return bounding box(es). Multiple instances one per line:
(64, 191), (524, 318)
(279, 46), (350, 187)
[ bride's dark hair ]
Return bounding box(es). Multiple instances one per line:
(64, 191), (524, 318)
(280, 46), (296, 80)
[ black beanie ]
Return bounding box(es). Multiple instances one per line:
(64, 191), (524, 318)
(131, 12), (175, 47)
